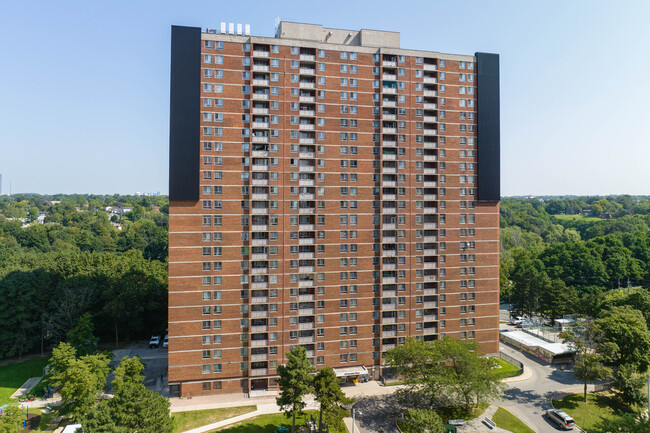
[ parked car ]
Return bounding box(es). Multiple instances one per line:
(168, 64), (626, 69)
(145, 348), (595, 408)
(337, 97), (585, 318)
(510, 316), (525, 326)
(163, 335), (169, 348)
(545, 409), (575, 430)
(149, 335), (161, 348)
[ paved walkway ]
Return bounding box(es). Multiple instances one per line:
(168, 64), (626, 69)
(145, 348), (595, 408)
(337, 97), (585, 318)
(9, 377), (42, 399)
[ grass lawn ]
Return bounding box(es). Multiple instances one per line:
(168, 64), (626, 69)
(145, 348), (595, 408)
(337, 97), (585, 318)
(552, 392), (622, 431)
(552, 214), (601, 222)
(492, 407), (535, 433)
(172, 406), (256, 433)
(210, 410), (346, 433)
(435, 403), (488, 422)
(0, 357), (49, 405)
(491, 357), (522, 379)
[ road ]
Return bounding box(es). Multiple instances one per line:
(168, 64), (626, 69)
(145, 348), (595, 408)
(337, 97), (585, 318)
(499, 344), (582, 432)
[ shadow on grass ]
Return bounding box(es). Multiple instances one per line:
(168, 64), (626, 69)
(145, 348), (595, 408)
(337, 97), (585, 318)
(217, 423), (291, 433)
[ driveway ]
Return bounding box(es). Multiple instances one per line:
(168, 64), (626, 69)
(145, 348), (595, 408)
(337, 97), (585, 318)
(498, 344), (583, 432)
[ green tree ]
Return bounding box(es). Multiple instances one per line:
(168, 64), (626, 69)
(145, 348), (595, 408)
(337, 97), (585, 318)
(401, 408), (445, 433)
(276, 346), (313, 433)
(82, 381), (172, 433)
(111, 356), (145, 392)
(612, 364), (646, 410)
(559, 322), (614, 402)
(385, 337), (503, 410)
(313, 366), (353, 432)
(592, 412), (650, 433)
(66, 312), (99, 356)
(46, 342), (110, 420)
(0, 405), (25, 433)
(597, 305), (650, 372)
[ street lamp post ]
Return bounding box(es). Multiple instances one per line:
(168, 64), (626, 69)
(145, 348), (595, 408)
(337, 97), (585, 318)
(352, 408), (362, 433)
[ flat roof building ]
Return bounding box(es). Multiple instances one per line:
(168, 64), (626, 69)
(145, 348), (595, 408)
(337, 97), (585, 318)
(168, 21), (500, 397)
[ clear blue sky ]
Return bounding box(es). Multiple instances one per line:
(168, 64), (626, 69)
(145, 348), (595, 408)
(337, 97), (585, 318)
(1, 0), (649, 196)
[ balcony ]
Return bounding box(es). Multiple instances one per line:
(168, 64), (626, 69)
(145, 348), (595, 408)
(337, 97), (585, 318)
(383, 316), (397, 324)
(424, 311), (437, 319)
(423, 103), (437, 110)
(299, 95), (315, 103)
(252, 50), (270, 58)
(299, 110), (315, 117)
(382, 113), (396, 121)
(299, 123), (315, 131)
(299, 82), (316, 89)
(251, 325), (268, 333)
(424, 155), (437, 162)
(251, 207), (269, 215)
(299, 223), (315, 230)
(299, 252), (315, 259)
(382, 180), (396, 187)
(423, 328), (437, 335)
(252, 122), (269, 129)
(299, 336), (315, 343)
(382, 139), (397, 147)
(423, 64), (436, 71)
(299, 138), (315, 144)
(382, 303), (397, 311)
(250, 368), (269, 376)
(424, 288), (437, 295)
(251, 164), (269, 172)
(382, 222), (396, 230)
(382, 343), (396, 351)
(299, 294), (315, 301)
(423, 129), (437, 136)
(383, 263), (397, 270)
(299, 165), (315, 172)
(382, 153), (396, 161)
(252, 107), (269, 115)
(382, 289), (397, 297)
(424, 235), (437, 242)
(306, 350), (315, 357)
(382, 330), (397, 337)
(382, 73), (397, 80)
(423, 77), (437, 84)
(251, 281), (269, 289)
(299, 280), (314, 287)
(251, 310), (268, 318)
(251, 239), (268, 246)
(251, 150), (269, 158)
(299, 308), (315, 315)
(382, 236), (397, 243)
(382, 100), (396, 108)
(423, 207), (437, 214)
(424, 248), (437, 256)
(252, 135), (269, 143)
(299, 179), (315, 186)
(382, 87), (397, 95)
(251, 353), (268, 361)
(382, 194), (396, 200)
(251, 178), (269, 186)
(382, 60), (397, 67)
(424, 274), (438, 282)
(300, 54), (316, 61)
(298, 237), (315, 245)
(382, 250), (396, 258)
(253, 64), (270, 72)
(423, 181), (437, 187)
(424, 193), (437, 200)
(424, 142), (437, 149)
(382, 207), (397, 214)
(424, 262), (438, 269)
(423, 222), (438, 229)
(253, 79), (270, 86)
(252, 93), (269, 100)
(424, 116), (437, 122)
(299, 266), (315, 273)
(382, 127), (397, 134)
(252, 296), (269, 303)
(251, 267), (268, 275)
(251, 253), (268, 260)
(382, 276), (397, 284)
(300, 68), (316, 75)
(299, 322), (315, 329)
(424, 301), (437, 308)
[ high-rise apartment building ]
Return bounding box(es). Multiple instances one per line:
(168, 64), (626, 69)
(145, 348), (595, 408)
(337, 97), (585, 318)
(168, 21), (500, 397)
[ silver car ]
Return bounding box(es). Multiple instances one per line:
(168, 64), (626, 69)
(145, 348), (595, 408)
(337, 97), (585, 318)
(545, 409), (575, 430)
